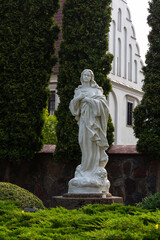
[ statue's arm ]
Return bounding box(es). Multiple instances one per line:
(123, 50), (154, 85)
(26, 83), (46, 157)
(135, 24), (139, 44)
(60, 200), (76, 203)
(69, 90), (85, 118)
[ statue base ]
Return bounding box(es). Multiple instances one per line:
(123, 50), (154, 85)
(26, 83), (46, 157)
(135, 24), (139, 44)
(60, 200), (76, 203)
(52, 193), (123, 210)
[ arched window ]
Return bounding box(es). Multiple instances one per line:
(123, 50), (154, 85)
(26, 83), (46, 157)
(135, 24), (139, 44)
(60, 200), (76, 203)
(131, 26), (136, 38)
(117, 38), (121, 76)
(118, 8), (122, 32)
(134, 60), (138, 83)
(127, 8), (131, 20)
(136, 43), (140, 55)
(124, 27), (127, 78)
(112, 20), (116, 74)
(128, 44), (132, 81)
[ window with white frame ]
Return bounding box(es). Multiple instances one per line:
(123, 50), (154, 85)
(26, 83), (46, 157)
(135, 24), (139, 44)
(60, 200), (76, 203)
(126, 96), (139, 126)
(48, 91), (55, 115)
(127, 101), (133, 126)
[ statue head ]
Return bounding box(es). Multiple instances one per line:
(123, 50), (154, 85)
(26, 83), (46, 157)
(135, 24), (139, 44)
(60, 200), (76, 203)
(80, 69), (96, 87)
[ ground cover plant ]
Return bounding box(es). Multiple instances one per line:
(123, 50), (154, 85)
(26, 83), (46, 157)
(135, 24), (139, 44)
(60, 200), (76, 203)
(0, 182), (44, 209)
(1, 201), (160, 239)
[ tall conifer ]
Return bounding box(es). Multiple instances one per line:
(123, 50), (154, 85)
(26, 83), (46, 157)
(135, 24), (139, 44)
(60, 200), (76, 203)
(55, 0), (114, 163)
(0, 0), (59, 163)
(133, 0), (160, 160)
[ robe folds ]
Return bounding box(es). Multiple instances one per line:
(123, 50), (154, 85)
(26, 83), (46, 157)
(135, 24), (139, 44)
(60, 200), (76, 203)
(69, 86), (109, 175)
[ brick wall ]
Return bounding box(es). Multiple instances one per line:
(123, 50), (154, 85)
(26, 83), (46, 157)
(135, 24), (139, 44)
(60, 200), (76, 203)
(0, 145), (159, 207)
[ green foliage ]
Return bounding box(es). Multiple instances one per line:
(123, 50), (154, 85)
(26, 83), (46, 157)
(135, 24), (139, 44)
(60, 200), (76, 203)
(137, 193), (160, 211)
(42, 109), (57, 145)
(133, 0), (160, 160)
(0, 202), (160, 239)
(55, 0), (114, 163)
(0, 0), (59, 163)
(107, 114), (115, 146)
(0, 182), (45, 209)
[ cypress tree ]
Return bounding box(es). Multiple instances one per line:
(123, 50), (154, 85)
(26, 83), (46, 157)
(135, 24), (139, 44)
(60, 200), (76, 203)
(55, 0), (114, 163)
(0, 0), (59, 163)
(133, 0), (160, 160)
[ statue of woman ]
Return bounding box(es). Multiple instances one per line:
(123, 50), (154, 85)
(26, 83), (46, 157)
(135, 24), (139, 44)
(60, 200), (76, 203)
(68, 69), (110, 194)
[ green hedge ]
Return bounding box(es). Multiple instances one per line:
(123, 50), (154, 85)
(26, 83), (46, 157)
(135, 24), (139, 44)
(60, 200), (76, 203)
(133, 0), (160, 160)
(55, 0), (114, 163)
(0, 0), (59, 163)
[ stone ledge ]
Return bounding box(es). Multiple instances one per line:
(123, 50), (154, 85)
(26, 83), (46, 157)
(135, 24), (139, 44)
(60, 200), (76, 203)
(40, 145), (140, 155)
(40, 145), (56, 154)
(51, 196), (123, 209)
(107, 145), (139, 155)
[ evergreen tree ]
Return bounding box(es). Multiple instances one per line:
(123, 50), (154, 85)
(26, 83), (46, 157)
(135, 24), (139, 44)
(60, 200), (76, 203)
(133, 0), (160, 160)
(0, 0), (59, 163)
(55, 0), (114, 163)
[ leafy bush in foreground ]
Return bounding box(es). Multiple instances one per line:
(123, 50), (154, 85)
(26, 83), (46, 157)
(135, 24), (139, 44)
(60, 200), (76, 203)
(42, 109), (57, 145)
(137, 192), (160, 211)
(0, 201), (160, 239)
(0, 182), (45, 209)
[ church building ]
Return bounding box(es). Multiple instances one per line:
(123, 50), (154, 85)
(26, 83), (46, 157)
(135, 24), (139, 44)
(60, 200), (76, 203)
(48, 0), (144, 145)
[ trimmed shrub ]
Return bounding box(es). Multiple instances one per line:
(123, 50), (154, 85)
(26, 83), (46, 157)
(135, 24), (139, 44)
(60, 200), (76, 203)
(0, 0), (59, 163)
(133, 0), (160, 160)
(0, 182), (45, 209)
(55, 0), (114, 163)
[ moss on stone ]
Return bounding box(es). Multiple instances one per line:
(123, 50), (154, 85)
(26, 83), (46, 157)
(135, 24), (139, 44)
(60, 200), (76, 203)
(0, 182), (45, 209)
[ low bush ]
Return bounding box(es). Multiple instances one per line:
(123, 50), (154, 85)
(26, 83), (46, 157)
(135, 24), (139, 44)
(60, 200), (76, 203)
(0, 201), (160, 239)
(42, 109), (57, 145)
(137, 192), (160, 211)
(0, 182), (45, 209)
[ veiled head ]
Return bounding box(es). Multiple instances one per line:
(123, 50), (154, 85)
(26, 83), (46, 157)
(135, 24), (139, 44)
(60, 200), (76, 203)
(80, 69), (96, 86)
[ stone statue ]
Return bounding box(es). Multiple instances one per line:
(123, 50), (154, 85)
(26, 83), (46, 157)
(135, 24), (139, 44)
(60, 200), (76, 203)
(68, 69), (110, 194)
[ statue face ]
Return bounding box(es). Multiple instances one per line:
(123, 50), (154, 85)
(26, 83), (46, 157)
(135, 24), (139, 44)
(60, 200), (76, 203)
(82, 70), (92, 83)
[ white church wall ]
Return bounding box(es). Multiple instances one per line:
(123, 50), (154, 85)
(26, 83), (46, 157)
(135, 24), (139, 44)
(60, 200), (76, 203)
(108, 0), (144, 145)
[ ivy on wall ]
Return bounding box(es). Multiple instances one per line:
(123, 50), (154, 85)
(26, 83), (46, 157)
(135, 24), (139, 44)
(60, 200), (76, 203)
(55, 0), (114, 163)
(0, 0), (59, 163)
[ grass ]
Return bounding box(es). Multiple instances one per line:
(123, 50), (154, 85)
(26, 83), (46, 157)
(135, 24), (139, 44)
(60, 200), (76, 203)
(0, 201), (160, 239)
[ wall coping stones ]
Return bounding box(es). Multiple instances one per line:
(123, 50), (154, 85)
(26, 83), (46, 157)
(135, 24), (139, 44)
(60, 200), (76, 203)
(40, 145), (140, 155)
(107, 145), (139, 155)
(40, 145), (56, 154)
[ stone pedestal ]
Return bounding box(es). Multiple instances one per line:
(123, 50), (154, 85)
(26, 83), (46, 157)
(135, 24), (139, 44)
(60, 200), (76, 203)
(51, 193), (123, 210)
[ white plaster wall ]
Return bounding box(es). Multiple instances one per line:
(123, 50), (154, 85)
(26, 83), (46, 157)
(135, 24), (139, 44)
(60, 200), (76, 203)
(108, 0), (144, 145)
